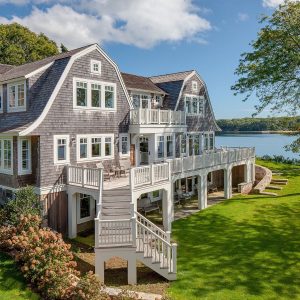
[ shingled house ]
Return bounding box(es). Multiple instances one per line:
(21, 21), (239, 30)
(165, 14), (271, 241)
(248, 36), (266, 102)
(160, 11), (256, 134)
(0, 44), (255, 284)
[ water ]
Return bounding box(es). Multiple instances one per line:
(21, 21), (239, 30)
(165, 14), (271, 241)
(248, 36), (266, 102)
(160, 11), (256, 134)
(216, 133), (299, 159)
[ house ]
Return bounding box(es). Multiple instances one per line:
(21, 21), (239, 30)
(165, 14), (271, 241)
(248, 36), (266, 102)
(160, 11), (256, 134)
(0, 44), (255, 284)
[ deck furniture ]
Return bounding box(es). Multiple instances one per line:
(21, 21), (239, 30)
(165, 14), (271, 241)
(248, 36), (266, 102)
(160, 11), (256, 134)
(138, 197), (161, 216)
(177, 190), (191, 204)
(96, 162), (115, 181)
(119, 160), (130, 177)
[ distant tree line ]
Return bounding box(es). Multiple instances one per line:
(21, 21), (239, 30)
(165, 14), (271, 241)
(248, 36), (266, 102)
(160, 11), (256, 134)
(217, 117), (300, 132)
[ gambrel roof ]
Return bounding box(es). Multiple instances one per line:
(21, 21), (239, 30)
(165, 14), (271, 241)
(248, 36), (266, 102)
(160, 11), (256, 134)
(0, 45), (92, 82)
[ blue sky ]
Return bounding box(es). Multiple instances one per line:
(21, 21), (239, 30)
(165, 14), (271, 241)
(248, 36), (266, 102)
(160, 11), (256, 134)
(0, 0), (284, 119)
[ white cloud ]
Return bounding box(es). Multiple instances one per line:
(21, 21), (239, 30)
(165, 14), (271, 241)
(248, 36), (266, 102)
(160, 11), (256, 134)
(262, 0), (299, 8)
(0, 0), (211, 49)
(237, 13), (249, 22)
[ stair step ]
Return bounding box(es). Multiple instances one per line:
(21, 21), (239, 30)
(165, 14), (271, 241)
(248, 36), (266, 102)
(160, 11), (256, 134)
(259, 191), (278, 196)
(271, 181), (287, 185)
(271, 178), (288, 182)
(267, 185), (283, 190)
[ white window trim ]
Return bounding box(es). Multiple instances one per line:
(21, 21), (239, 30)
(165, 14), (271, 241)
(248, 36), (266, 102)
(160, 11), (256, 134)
(53, 135), (70, 165)
(76, 194), (95, 224)
(0, 137), (13, 175)
(91, 59), (101, 75)
(131, 93), (151, 109)
(0, 85), (3, 113)
(73, 77), (117, 111)
(7, 81), (26, 113)
(155, 133), (175, 160)
(192, 80), (198, 92)
(119, 133), (130, 157)
(76, 134), (114, 162)
(18, 137), (32, 175)
(184, 94), (205, 116)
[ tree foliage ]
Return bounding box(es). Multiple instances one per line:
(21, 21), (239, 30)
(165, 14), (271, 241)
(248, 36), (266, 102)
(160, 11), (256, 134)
(232, 0), (300, 116)
(217, 116), (300, 132)
(2, 186), (42, 226)
(0, 23), (59, 65)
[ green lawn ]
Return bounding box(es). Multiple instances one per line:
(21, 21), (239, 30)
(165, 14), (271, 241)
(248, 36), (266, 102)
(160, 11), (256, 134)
(168, 159), (300, 300)
(0, 252), (39, 300)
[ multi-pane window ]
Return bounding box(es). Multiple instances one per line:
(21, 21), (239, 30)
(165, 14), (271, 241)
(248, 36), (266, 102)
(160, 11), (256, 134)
(80, 138), (88, 159)
(21, 139), (30, 172)
(166, 135), (173, 157)
(74, 79), (116, 110)
(192, 81), (198, 92)
(185, 95), (205, 116)
(7, 82), (26, 112)
(209, 133), (214, 150)
(91, 60), (101, 75)
(119, 134), (129, 156)
(132, 94), (150, 109)
(76, 82), (88, 107)
(54, 136), (69, 164)
(157, 136), (164, 158)
(105, 86), (114, 109)
(189, 135), (194, 156)
(91, 138), (101, 157)
(194, 135), (200, 155)
(0, 85), (3, 112)
(79, 194), (91, 219)
(76, 135), (114, 161)
(181, 134), (187, 155)
(0, 139), (13, 173)
(204, 133), (209, 151)
(91, 84), (101, 108)
(105, 137), (112, 156)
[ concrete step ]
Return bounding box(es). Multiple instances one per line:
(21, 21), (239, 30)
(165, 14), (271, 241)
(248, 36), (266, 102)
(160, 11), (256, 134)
(259, 191), (277, 196)
(271, 181), (287, 185)
(271, 178), (288, 182)
(267, 185), (283, 190)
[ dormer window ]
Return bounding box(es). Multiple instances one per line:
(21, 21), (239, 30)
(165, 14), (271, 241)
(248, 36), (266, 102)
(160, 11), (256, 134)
(91, 60), (101, 75)
(192, 81), (198, 92)
(7, 81), (26, 112)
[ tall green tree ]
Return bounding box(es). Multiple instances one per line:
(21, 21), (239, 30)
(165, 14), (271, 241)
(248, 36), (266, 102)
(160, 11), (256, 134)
(0, 23), (59, 65)
(232, 0), (300, 152)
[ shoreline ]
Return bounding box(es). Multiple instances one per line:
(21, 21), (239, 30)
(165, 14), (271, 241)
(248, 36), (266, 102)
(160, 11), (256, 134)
(217, 130), (299, 135)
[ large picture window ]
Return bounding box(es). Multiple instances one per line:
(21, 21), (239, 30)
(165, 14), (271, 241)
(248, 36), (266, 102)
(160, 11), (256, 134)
(7, 82), (26, 112)
(74, 78), (116, 110)
(76, 134), (114, 161)
(0, 138), (13, 174)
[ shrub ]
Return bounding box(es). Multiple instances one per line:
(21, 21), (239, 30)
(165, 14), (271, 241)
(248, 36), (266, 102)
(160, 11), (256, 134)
(73, 271), (110, 300)
(9, 214), (78, 299)
(3, 186), (42, 226)
(259, 155), (300, 165)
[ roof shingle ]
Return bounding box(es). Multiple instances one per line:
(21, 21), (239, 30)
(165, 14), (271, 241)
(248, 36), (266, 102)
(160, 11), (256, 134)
(150, 70), (194, 83)
(121, 72), (166, 94)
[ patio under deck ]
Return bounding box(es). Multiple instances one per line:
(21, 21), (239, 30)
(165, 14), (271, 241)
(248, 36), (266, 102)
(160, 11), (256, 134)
(103, 176), (129, 190)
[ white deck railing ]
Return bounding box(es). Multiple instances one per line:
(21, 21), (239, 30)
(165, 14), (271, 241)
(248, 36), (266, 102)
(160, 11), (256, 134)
(95, 216), (133, 247)
(170, 147), (255, 174)
(67, 166), (102, 189)
(131, 162), (170, 188)
(130, 108), (186, 125)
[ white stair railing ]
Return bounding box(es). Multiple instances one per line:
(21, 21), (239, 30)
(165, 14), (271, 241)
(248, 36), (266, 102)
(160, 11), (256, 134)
(136, 219), (177, 273)
(136, 211), (170, 242)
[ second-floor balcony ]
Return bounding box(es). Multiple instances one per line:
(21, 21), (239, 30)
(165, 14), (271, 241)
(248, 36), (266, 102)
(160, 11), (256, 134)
(129, 109), (186, 134)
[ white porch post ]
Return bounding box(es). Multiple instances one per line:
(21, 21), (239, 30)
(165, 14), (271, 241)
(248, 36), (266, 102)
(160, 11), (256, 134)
(95, 250), (105, 283)
(68, 191), (77, 239)
(197, 174), (207, 210)
(224, 165), (233, 199)
(170, 181), (175, 222)
(127, 257), (137, 285)
(244, 161), (252, 183)
(162, 184), (172, 231)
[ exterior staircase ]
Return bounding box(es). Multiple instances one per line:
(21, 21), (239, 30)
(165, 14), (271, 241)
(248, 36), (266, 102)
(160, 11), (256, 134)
(95, 186), (177, 281)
